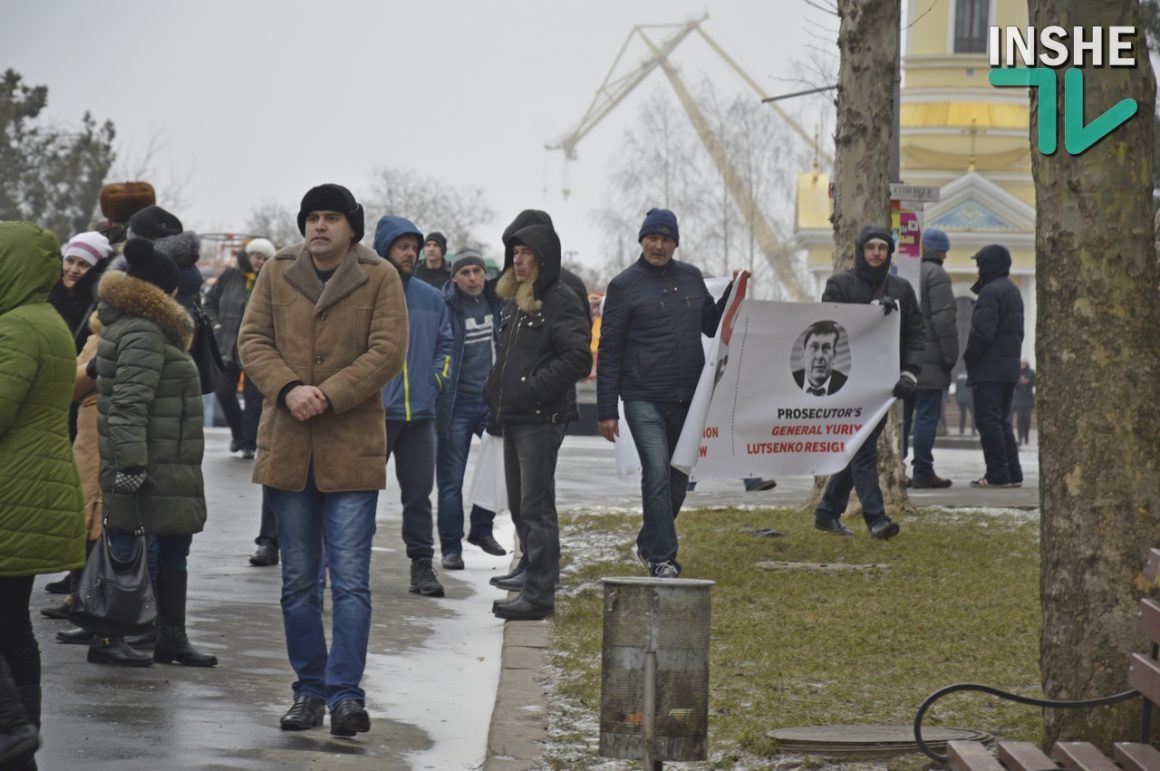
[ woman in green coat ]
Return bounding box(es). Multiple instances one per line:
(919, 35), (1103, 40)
(0, 221), (86, 768)
(90, 237), (216, 668)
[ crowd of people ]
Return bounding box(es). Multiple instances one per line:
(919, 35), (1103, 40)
(0, 176), (1033, 759)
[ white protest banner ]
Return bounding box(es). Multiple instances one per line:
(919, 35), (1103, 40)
(677, 300), (899, 479)
(670, 272), (750, 474)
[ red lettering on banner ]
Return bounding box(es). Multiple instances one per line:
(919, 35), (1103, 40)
(703, 426), (719, 439)
(698, 445), (708, 458)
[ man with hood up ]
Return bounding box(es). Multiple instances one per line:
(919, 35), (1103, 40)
(483, 213), (590, 621)
(373, 216), (454, 598)
(963, 244), (1024, 488)
(813, 224), (924, 540)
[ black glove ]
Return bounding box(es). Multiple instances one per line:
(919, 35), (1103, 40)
(85, 356), (98, 380)
(485, 422), (503, 438)
(876, 296), (898, 315)
(114, 466), (148, 494)
(892, 373), (917, 400)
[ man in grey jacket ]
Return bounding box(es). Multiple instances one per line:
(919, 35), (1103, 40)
(909, 228), (958, 488)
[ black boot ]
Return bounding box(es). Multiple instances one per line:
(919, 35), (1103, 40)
(124, 626), (158, 648)
(87, 637), (152, 667)
(0, 659), (38, 767)
(152, 571), (217, 667)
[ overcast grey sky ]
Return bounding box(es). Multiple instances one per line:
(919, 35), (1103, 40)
(5, 1), (837, 270)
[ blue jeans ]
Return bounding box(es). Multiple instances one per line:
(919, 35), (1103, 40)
(910, 388), (945, 478)
(108, 530), (187, 578)
(623, 400), (690, 566)
(973, 382), (1022, 485)
(816, 418), (888, 527)
(436, 394), (496, 555)
(265, 465), (378, 708)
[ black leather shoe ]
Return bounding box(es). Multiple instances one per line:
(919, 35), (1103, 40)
(44, 574), (71, 594)
(280, 695), (326, 731)
(814, 518), (854, 536)
(492, 596), (554, 621)
(493, 572), (526, 591)
(330, 699), (370, 737)
(467, 533), (507, 556)
(125, 627), (157, 648)
(869, 518), (901, 540)
(441, 553), (464, 570)
(911, 474), (952, 489)
(40, 597), (72, 619)
(249, 543), (279, 567)
(409, 559), (444, 597)
(87, 637), (152, 667)
(489, 566), (525, 587)
(56, 627), (94, 645)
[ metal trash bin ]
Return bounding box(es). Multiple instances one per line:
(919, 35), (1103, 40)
(599, 576), (714, 766)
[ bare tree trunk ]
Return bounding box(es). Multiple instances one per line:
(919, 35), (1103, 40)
(803, 0), (913, 515)
(1030, 0), (1160, 748)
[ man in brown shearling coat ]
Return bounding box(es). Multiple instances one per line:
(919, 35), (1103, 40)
(237, 183), (407, 738)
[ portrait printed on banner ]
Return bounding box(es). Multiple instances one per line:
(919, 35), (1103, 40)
(791, 320), (850, 397)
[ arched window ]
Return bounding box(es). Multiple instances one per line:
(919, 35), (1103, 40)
(954, 0), (989, 53)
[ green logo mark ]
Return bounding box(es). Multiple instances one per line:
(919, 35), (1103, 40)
(989, 67), (1138, 155)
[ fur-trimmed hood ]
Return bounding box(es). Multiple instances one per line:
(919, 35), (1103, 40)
(92, 270), (194, 350)
(496, 214), (562, 313)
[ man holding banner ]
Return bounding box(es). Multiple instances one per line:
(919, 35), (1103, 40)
(813, 225), (924, 539)
(596, 208), (725, 578)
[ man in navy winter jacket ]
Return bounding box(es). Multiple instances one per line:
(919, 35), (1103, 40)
(435, 249), (507, 568)
(374, 216), (454, 597)
(963, 243), (1024, 488)
(596, 209), (724, 578)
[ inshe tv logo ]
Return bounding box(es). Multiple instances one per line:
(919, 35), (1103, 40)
(988, 26), (1139, 155)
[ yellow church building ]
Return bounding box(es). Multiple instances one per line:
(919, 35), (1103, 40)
(794, 0), (1036, 366)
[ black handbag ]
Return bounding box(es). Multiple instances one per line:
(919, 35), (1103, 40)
(190, 305), (225, 395)
(69, 495), (156, 637)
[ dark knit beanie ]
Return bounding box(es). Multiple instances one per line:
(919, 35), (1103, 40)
(425, 231), (447, 255)
(297, 184), (365, 242)
(100, 182), (156, 225)
(123, 238), (180, 295)
(638, 208), (679, 246)
(128, 206), (183, 240)
(451, 248), (485, 275)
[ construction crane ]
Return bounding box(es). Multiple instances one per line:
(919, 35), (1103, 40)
(546, 16), (828, 301)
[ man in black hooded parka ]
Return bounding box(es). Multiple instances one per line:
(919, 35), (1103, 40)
(814, 224), (924, 539)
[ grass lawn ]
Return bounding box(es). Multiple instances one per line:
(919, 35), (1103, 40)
(545, 505), (1043, 770)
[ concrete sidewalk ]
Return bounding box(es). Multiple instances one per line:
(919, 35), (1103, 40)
(30, 431), (1037, 770)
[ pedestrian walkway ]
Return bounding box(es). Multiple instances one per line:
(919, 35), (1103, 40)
(32, 431), (1037, 770)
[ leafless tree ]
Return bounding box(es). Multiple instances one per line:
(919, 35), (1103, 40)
(365, 166), (494, 255)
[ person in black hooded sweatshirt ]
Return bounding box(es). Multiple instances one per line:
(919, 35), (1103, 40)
(483, 213), (590, 621)
(963, 244), (1024, 488)
(813, 224), (924, 540)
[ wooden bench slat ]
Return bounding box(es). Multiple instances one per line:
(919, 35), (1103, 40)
(1114, 742), (1160, 771)
(1138, 597), (1160, 647)
(1145, 548), (1160, 583)
(1129, 652), (1160, 705)
(948, 740), (1008, 771)
(1051, 741), (1120, 771)
(998, 740), (1059, 770)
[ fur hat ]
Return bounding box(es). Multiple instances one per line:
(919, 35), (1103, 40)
(123, 238), (180, 295)
(297, 184), (365, 242)
(638, 208), (679, 246)
(62, 231), (113, 267)
(99, 182), (156, 225)
(244, 237), (276, 258)
(129, 206), (183, 240)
